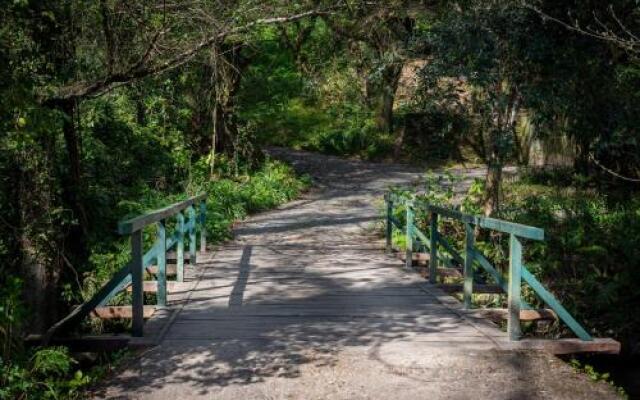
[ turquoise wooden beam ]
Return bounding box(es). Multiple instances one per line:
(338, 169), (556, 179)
(177, 212), (185, 283)
(386, 198), (393, 253)
(470, 248), (533, 310)
(156, 220), (167, 307)
(42, 262), (132, 344)
(429, 212), (438, 284)
(188, 205), (197, 265)
(131, 230), (144, 337)
(463, 223), (474, 309)
(405, 203), (415, 270)
(200, 200), (207, 254)
(508, 234), (522, 340)
(118, 194), (206, 235)
(437, 236), (465, 266)
(522, 266), (592, 341)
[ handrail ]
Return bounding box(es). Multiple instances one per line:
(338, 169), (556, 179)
(118, 193), (207, 234)
(384, 191), (592, 342)
(43, 194), (207, 343)
(385, 193), (544, 240)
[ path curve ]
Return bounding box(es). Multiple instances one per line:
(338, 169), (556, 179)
(97, 148), (618, 400)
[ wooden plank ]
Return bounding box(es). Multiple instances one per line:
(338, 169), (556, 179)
(131, 230), (144, 337)
(389, 216), (403, 230)
(505, 338), (620, 355)
(508, 234), (522, 340)
(467, 308), (557, 321)
(418, 266), (462, 279)
(429, 212), (438, 284)
(156, 220), (167, 307)
(92, 306), (156, 320)
(125, 281), (192, 293)
(405, 205), (414, 270)
(176, 212), (185, 282)
(385, 199), (393, 252)
(118, 193), (206, 234)
(437, 284), (503, 294)
(411, 226), (431, 251)
(471, 248), (533, 310)
(428, 205), (544, 241)
(437, 236), (464, 265)
(396, 252), (429, 265)
(463, 222), (474, 309)
(147, 265), (177, 275)
(389, 195), (544, 240)
(167, 251), (191, 262)
(200, 199), (207, 253)
(188, 205), (197, 265)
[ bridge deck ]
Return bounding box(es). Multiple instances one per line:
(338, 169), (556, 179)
(97, 149), (619, 399)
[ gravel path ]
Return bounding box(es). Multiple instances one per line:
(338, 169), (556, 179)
(95, 148), (619, 400)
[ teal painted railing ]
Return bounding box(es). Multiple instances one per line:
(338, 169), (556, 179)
(43, 194), (207, 343)
(384, 192), (592, 341)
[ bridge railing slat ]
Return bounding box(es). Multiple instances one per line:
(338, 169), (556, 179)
(384, 192), (592, 342)
(44, 194), (207, 342)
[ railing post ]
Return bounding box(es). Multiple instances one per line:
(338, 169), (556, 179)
(188, 205), (197, 266)
(508, 234), (523, 340)
(176, 212), (185, 282)
(131, 230), (144, 337)
(385, 195), (393, 253)
(200, 199), (207, 254)
(156, 219), (167, 307)
(463, 223), (474, 309)
(429, 212), (438, 284)
(405, 202), (414, 270)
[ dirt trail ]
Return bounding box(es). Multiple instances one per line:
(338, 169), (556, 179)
(96, 148), (619, 400)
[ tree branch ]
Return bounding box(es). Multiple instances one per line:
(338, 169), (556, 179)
(43, 8), (337, 104)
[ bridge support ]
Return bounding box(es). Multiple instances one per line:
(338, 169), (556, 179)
(131, 230), (144, 337)
(405, 203), (414, 270)
(508, 234), (522, 340)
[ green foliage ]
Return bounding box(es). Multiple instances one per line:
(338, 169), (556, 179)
(238, 25), (394, 160)
(196, 157), (309, 242)
(0, 278), (25, 361)
(502, 179), (640, 342)
(394, 168), (640, 347)
(569, 359), (628, 398)
(1, 347), (88, 399)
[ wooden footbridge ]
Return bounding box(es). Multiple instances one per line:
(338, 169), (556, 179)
(35, 154), (621, 398)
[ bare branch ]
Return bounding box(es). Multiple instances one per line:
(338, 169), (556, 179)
(523, 2), (640, 54)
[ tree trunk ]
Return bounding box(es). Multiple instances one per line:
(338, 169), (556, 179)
(17, 138), (60, 334)
(58, 100), (89, 260)
(483, 163), (502, 217)
(375, 63), (402, 134)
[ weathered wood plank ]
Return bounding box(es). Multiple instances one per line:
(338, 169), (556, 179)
(396, 251), (430, 265)
(466, 308), (557, 321)
(125, 281), (192, 293)
(92, 306), (156, 320)
(437, 284), (503, 294)
(504, 338), (620, 355)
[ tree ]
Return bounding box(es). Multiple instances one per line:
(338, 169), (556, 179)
(323, 1), (417, 134)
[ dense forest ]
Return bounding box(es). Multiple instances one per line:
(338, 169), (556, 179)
(2, 0), (640, 397)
